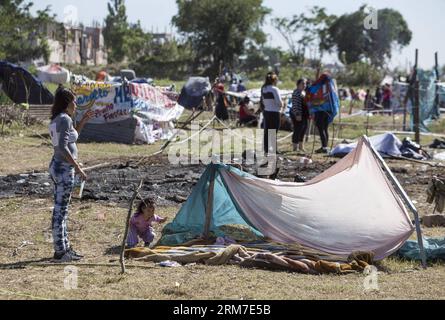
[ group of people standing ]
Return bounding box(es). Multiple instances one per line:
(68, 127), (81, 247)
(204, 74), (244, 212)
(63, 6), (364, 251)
(261, 72), (331, 156)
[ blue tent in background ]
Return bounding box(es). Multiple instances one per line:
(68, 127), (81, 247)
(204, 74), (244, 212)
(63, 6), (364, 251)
(0, 61), (54, 105)
(177, 77), (211, 110)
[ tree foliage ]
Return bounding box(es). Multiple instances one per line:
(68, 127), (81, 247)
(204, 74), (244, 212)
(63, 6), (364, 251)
(272, 6), (336, 65)
(172, 0), (270, 76)
(103, 0), (129, 63)
(0, 0), (53, 63)
(327, 5), (412, 66)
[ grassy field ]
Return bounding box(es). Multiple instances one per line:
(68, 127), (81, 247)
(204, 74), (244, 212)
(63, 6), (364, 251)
(0, 107), (444, 300)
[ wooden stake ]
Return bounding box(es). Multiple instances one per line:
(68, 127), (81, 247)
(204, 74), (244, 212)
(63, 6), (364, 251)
(365, 137), (427, 269)
(203, 166), (216, 239)
(414, 80), (420, 144)
(119, 179), (143, 274)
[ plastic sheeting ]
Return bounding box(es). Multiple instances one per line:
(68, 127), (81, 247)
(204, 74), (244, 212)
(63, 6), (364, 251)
(73, 81), (183, 144)
(397, 237), (445, 261)
(37, 64), (70, 84)
(330, 133), (402, 158)
(160, 137), (415, 260)
(416, 69), (440, 132)
(0, 61), (54, 105)
(177, 77), (211, 109)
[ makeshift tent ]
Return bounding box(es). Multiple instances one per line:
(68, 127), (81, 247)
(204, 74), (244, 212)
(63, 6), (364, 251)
(417, 69), (440, 131)
(160, 136), (425, 261)
(306, 73), (339, 123)
(331, 133), (402, 158)
(330, 133), (428, 160)
(0, 61), (54, 105)
(72, 81), (183, 144)
(37, 64), (70, 84)
(177, 77), (211, 109)
(393, 70), (442, 132)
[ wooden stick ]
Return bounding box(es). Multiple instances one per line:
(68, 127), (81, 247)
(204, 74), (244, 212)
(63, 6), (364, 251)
(119, 179), (143, 274)
(414, 80), (420, 144)
(83, 162), (111, 172)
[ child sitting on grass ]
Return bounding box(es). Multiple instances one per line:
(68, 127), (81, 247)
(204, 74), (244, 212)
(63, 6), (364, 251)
(127, 197), (167, 248)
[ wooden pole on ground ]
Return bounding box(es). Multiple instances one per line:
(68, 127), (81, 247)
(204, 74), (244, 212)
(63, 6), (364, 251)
(119, 179), (143, 274)
(365, 137), (427, 269)
(203, 166), (216, 239)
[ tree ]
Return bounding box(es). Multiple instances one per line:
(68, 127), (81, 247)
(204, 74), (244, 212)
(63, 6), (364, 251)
(103, 0), (129, 63)
(272, 7), (336, 66)
(0, 0), (53, 63)
(327, 6), (412, 66)
(172, 0), (270, 76)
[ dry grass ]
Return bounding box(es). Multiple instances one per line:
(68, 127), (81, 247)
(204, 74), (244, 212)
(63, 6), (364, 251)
(0, 111), (445, 300)
(0, 195), (444, 300)
(0, 123), (163, 175)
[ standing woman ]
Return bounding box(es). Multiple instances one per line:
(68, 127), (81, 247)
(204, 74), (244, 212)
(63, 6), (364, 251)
(48, 87), (94, 262)
(291, 78), (308, 153)
(261, 72), (283, 154)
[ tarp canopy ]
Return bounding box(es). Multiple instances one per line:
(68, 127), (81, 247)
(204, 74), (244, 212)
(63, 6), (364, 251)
(0, 61), (54, 105)
(330, 133), (402, 158)
(160, 137), (415, 260)
(177, 77), (211, 109)
(72, 81), (184, 144)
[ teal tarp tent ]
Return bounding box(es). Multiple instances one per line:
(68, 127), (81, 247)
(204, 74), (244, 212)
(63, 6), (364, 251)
(158, 164), (263, 245)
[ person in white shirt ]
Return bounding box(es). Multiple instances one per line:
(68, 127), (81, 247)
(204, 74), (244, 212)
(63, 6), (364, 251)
(261, 72), (283, 155)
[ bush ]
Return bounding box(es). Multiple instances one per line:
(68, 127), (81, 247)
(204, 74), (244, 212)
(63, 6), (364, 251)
(334, 62), (383, 87)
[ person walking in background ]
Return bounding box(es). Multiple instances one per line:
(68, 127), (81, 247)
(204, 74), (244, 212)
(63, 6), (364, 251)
(291, 78), (308, 153)
(261, 72), (283, 155)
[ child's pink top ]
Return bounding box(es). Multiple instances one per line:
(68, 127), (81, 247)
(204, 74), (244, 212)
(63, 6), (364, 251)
(130, 213), (163, 234)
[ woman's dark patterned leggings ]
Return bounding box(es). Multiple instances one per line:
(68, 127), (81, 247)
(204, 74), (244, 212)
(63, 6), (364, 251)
(49, 158), (75, 254)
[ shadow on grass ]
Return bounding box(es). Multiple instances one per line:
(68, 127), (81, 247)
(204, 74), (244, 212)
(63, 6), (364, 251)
(104, 245), (121, 256)
(0, 257), (53, 270)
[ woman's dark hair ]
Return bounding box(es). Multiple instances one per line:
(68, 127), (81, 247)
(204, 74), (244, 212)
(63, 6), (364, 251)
(136, 197), (155, 214)
(297, 78), (306, 87)
(51, 87), (76, 120)
(264, 72), (278, 86)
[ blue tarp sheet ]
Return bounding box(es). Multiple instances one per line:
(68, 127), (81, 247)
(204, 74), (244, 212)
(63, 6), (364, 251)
(397, 237), (445, 261)
(177, 77), (211, 110)
(0, 61), (54, 105)
(159, 164), (263, 245)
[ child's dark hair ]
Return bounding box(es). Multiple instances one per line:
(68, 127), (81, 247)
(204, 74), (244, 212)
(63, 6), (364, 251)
(136, 197), (155, 214)
(51, 86), (76, 120)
